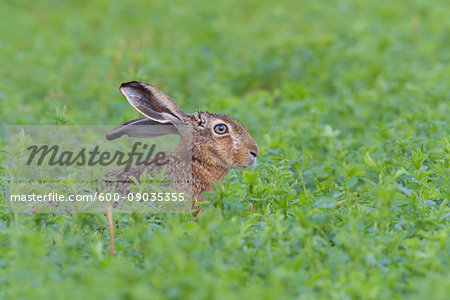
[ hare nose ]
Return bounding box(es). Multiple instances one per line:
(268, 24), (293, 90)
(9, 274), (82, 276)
(249, 143), (259, 158)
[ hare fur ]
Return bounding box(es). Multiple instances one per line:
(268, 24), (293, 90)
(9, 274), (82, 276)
(103, 81), (259, 214)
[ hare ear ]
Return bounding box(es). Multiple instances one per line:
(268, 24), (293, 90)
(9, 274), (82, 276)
(120, 81), (187, 124)
(106, 118), (178, 140)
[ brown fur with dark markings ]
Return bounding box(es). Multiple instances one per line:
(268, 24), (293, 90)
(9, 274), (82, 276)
(103, 81), (259, 216)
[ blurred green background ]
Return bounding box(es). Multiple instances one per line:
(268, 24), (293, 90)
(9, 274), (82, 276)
(1, 0), (449, 299)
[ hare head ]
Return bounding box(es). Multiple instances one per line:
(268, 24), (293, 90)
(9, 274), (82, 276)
(107, 81), (259, 172)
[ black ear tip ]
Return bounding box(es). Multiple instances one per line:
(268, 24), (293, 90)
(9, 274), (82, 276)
(105, 132), (121, 140)
(120, 81), (142, 90)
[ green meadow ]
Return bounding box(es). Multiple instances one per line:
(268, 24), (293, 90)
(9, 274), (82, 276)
(0, 0), (449, 299)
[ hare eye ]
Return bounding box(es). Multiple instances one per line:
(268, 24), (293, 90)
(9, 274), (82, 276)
(214, 124), (228, 134)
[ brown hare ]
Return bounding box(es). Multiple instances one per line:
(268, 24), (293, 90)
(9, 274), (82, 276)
(103, 81), (259, 215)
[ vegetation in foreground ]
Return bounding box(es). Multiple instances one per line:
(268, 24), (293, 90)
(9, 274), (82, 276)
(1, 0), (449, 299)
